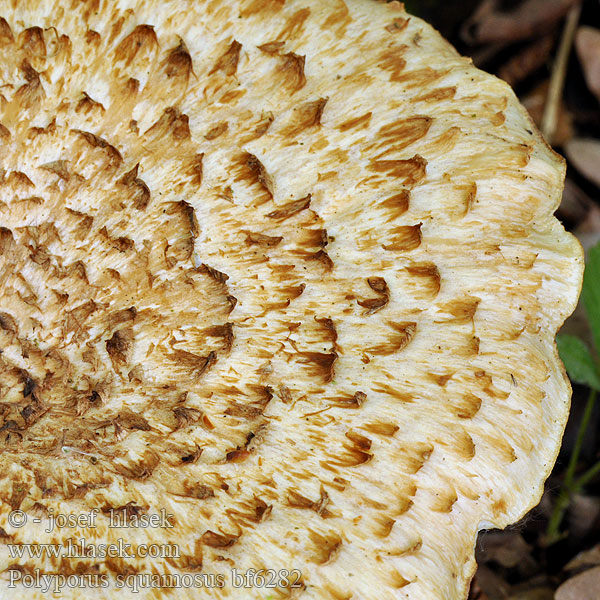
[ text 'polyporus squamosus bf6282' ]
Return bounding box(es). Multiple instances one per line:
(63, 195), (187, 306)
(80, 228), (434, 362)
(0, 1), (583, 599)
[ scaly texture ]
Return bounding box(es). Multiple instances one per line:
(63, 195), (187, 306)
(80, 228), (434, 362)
(0, 1), (583, 599)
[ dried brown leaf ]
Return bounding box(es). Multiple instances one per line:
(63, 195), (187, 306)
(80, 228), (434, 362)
(477, 531), (533, 569)
(564, 138), (600, 188)
(576, 26), (600, 103)
(471, 564), (512, 600)
(521, 81), (573, 147)
(498, 35), (555, 87)
(575, 205), (600, 251)
(558, 178), (594, 223)
(555, 566), (600, 600)
(506, 588), (554, 600)
(567, 494), (600, 540)
(462, 0), (579, 45)
(565, 543), (600, 574)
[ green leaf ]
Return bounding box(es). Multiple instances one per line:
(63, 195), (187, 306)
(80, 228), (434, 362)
(556, 334), (600, 390)
(582, 242), (600, 356)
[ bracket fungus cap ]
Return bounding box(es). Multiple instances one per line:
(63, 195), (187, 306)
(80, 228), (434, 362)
(0, 0), (583, 599)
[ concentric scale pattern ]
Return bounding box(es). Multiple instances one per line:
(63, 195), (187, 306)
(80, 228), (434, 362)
(0, 1), (582, 598)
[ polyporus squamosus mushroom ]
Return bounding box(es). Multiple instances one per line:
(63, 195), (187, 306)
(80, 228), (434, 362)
(0, 0), (582, 598)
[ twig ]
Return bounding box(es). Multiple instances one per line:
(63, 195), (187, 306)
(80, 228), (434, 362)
(541, 2), (581, 144)
(546, 387), (597, 544)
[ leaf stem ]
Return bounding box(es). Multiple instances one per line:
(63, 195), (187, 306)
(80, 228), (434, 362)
(565, 388), (597, 490)
(546, 387), (597, 543)
(573, 458), (600, 490)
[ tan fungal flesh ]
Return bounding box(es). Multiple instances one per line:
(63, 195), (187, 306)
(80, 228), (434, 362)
(0, 1), (583, 599)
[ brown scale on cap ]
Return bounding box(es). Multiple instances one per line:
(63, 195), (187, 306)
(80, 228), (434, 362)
(209, 40), (242, 77)
(114, 24), (158, 67)
(281, 97), (328, 138)
(0, 1), (583, 599)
